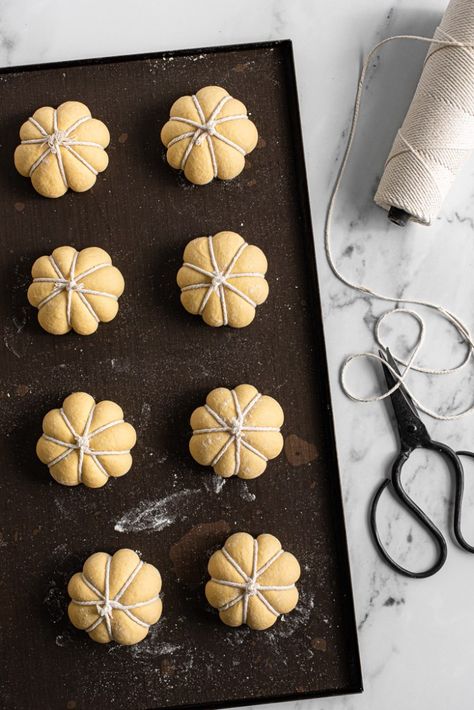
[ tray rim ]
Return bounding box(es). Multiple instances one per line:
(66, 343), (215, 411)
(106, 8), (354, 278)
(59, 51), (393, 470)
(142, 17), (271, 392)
(0, 38), (363, 709)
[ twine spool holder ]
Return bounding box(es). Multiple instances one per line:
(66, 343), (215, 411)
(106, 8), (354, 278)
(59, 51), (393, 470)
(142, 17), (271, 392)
(387, 206), (411, 226)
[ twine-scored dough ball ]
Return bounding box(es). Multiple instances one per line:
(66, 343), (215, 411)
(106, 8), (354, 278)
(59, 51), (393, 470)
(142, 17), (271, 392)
(37, 392), (137, 488)
(177, 231), (269, 327)
(190, 384), (284, 479)
(161, 85), (258, 185)
(205, 532), (300, 630)
(14, 101), (110, 198)
(68, 549), (162, 645)
(27, 245), (124, 335)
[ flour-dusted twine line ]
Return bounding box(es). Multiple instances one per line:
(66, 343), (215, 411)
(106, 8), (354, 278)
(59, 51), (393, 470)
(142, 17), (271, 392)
(181, 236), (265, 326)
(33, 249), (117, 327)
(212, 538), (295, 624)
(326, 31), (474, 420)
(21, 109), (104, 188)
(168, 93), (248, 177)
(71, 554), (160, 640)
(43, 402), (130, 483)
(193, 389), (280, 475)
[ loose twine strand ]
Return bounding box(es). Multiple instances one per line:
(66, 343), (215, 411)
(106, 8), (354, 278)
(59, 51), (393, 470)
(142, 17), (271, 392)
(43, 401), (130, 483)
(326, 23), (474, 421)
(181, 236), (265, 326)
(193, 390), (280, 475)
(21, 109), (104, 188)
(71, 555), (160, 641)
(212, 538), (295, 624)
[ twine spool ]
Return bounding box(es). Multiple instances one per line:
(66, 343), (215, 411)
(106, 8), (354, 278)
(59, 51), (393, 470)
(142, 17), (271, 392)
(375, 0), (474, 226)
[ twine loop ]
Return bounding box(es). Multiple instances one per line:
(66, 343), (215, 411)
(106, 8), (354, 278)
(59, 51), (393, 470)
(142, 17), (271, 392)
(229, 416), (243, 438)
(211, 272), (226, 289)
(61, 277), (84, 293)
(196, 119), (217, 144)
(47, 130), (67, 153)
(245, 580), (258, 596)
(97, 601), (114, 618)
(74, 434), (91, 453)
(96, 598), (128, 619)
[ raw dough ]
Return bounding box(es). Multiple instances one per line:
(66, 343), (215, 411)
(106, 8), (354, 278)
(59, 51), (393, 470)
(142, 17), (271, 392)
(27, 245), (124, 335)
(14, 100), (110, 198)
(190, 384), (284, 479)
(37, 392), (136, 488)
(68, 549), (162, 645)
(177, 231), (269, 327)
(161, 85), (258, 185)
(205, 532), (300, 630)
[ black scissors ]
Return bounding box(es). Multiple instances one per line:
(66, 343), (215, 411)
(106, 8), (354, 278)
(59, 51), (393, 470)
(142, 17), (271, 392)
(370, 348), (474, 578)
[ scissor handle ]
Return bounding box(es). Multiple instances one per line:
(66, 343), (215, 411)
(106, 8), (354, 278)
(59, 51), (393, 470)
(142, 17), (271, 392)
(452, 448), (474, 553)
(370, 451), (448, 578)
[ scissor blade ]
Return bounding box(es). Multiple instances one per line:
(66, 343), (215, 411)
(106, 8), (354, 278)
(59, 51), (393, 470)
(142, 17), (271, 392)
(378, 348), (430, 445)
(382, 348), (420, 420)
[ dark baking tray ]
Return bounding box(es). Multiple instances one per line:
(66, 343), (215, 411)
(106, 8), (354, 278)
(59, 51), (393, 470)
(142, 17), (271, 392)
(0, 40), (362, 710)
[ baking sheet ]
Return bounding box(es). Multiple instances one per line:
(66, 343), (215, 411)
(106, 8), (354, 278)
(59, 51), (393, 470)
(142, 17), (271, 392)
(0, 40), (362, 709)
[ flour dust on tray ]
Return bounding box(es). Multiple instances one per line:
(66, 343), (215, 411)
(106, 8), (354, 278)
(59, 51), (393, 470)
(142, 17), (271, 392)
(114, 489), (201, 533)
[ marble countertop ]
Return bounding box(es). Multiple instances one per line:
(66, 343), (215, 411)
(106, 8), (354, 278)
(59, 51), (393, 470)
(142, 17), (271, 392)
(3, 0), (474, 708)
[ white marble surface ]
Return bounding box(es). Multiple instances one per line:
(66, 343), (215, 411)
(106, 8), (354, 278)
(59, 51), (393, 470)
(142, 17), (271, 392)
(3, 0), (474, 708)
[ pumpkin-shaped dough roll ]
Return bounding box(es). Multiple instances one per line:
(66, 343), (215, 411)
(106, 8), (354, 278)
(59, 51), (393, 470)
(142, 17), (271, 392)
(27, 245), (124, 335)
(37, 392), (137, 488)
(68, 549), (163, 645)
(177, 231), (269, 328)
(14, 100), (110, 198)
(161, 85), (258, 185)
(190, 384), (284, 479)
(205, 532), (300, 630)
